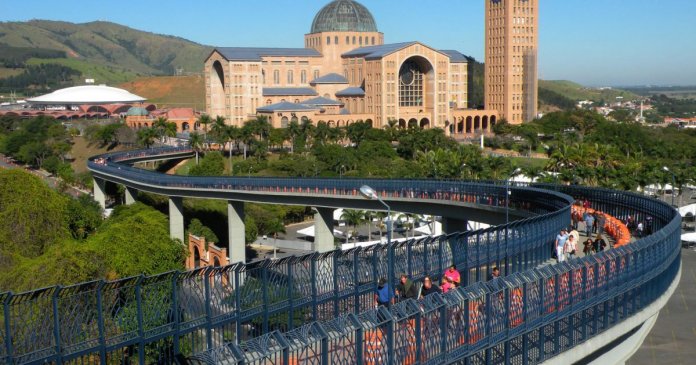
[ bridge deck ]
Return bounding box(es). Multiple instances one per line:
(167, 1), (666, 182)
(628, 248), (696, 365)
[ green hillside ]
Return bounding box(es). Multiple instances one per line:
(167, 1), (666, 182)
(539, 80), (638, 102)
(26, 57), (137, 85)
(0, 20), (212, 75)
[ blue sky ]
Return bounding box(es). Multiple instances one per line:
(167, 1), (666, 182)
(2, 0), (695, 86)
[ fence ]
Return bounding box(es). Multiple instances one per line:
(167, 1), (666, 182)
(0, 149), (680, 364)
(190, 184), (681, 364)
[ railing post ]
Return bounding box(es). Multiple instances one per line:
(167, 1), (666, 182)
(204, 269), (213, 350)
(311, 257), (318, 321)
(386, 315), (395, 365)
(171, 273), (180, 356)
(287, 261), (295, 331)
(3, 294), (12, 364)
(96, 282), (107, 364)
(52, 287), (62, 365)
(333, 252), (340, 318)
(353, 250), (360, 314)
(235, 267), (242, 343)
(136, 276), (145, 365)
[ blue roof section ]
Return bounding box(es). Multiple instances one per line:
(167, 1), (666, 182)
(257, 101), (320, 112)
(310, 73), (348, 84)
(335, 87), (366, 97)
(215, 47), (322, 61)
(302, 96), (344, 106)
(339, 108), (351, 115)
(262, 87), (319, 96)
(342, 42), (417, 60)
(440, 50), (469, 63)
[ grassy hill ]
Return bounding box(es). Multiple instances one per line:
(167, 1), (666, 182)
(0, 20), (211, 76)
(540, 80), (638, 103)
(119, 75), (205, 110)
(26, 57), (137, 85)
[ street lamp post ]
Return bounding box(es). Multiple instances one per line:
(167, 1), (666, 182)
(340, 164), (346, 179)
(663, 166), (676, 207)
(360, 185), (393, 307)
(506, 168), (522, 226)
(505, 168), (521, 275)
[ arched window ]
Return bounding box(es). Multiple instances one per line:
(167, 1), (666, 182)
(399, 59), (427, 107)
(346, 36), (350, 44)
(313, 70), (320, 80)
(327, 36), (331, 45)
(266, 99), (272, 105)
(372, 36), (376, 45)
(335, 36), (339, 44)
(281, 116), (289, 128)
(273, 70), (280, 85)
(359, 37), (363, 45)
(287, 70), (293, 84)
(352, 36), (356, 44)
(294, 99), (300, 103)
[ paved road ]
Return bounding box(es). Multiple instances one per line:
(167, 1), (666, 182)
(627, 247), (696, 365)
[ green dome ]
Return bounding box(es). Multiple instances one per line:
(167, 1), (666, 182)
(126, 107), (149, 116)
(310, 0), (378, 33)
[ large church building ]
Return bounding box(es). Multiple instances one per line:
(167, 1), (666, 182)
(205, 0), (537, 135)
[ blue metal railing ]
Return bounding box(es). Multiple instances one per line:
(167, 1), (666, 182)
(0, 148), (680, 364)
(192, 185), (681, 365)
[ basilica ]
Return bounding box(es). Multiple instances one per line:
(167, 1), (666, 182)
(205, 0), (536, 136)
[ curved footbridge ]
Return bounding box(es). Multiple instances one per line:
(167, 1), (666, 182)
(0, 147), (679, 365)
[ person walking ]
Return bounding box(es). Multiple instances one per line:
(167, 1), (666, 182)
(583, 212), (595, 238)
(375, 278), (393, 307)
(420, 276), (441, 298)
(556, 229), (569, 262)
(396, 274), (418, 301)
(596, 212), (606, 235)
(565, 234), (577, 259)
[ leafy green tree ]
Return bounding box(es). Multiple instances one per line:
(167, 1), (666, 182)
(87, 203), (186, 278)
(187, 218), (219, 248)
(137, 127), (158, 149)
(189, 151), (225, 176)
(0, 169), (67, 256)
(65, 194), (103, 240)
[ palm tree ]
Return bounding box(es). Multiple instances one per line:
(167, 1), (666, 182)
(266, 219), (286, 260)
(188, 132), (204, 165)
(375, 211), (388, 241)
(341, 209), (365, 242)
(363, 211), (375, 242)
(136, 127), (157, 149)
(197, 114), (213, 149)
(152, 117), (169, 143)
(287, 120), (301, 154)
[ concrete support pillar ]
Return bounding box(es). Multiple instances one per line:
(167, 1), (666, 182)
(124, 186), (137, 205)
(169, 197), (185, 243)
(227, 200), (246, 264)
(442, 217), (468, 235)
(314, 207), (335, 253)
(93, 177), (106, 210)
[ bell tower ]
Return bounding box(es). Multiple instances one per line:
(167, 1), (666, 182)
(485, 0), (538, 124)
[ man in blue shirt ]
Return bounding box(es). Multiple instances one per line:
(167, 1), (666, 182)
(555, 229), (569, 262)
(375, 278), (393, 307)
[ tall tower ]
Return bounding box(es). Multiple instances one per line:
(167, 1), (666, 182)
(485, 0), (538, 124)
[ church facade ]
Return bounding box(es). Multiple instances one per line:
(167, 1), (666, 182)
(205, 0), (528, 136)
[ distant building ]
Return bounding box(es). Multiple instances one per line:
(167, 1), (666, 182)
(125, 107), (199, 133)
(485, 0), (539, 125)
(205, 0), (513, 137)
(665, 117), (696, 128)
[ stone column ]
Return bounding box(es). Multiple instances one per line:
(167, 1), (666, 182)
(314, 207), (335, 253)
(442, 217), (468, 235)
(124, 186), (137, 205)
(227, 200), (246, 264)
(93, 177), (106, 210)
(169, 197), (185, 243)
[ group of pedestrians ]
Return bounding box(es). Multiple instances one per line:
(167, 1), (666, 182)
(375, 264), (467, 307)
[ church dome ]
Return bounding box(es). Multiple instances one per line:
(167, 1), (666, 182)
(310, 0), (378, 33)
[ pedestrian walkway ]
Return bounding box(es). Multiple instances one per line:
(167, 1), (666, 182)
(628, 248), (696, 365)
